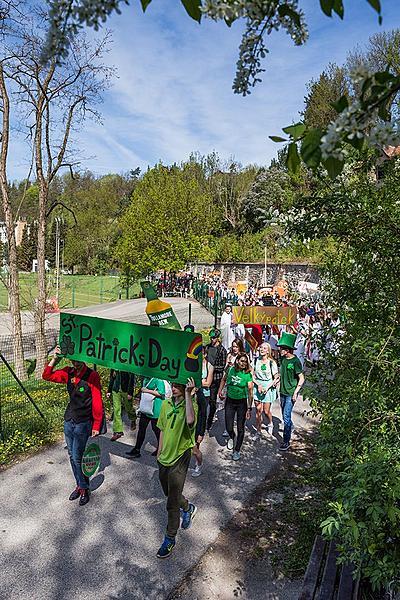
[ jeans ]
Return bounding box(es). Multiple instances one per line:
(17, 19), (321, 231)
(206, 382), (219, 430)
(134, 413), (160, 451)
(158, 449), (191, 538)
(280, 394), (294, 444)
(64, 419), (92, 490)
(225, 397), (247, 452)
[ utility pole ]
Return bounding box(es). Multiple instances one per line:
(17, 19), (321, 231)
(55, 217), (61, 305)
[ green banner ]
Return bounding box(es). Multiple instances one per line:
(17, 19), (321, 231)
(59, 312), (202, 385)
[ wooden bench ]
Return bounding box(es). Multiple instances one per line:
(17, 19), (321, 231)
(298, 536), (360, 600)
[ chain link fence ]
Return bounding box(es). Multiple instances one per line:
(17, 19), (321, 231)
(0, 329), (66, 441)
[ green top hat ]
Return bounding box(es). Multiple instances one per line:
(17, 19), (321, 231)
(209, 328), (221, 339)
(277, 332), (297, 350)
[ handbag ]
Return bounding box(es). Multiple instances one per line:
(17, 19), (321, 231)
(139, 378), (156, 416)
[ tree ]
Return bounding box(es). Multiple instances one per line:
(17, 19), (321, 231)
(17, 224), (31, 271)
(2, 7), (113, 374)
(302, 63), (348, 129)
(116, 163), (214, 277)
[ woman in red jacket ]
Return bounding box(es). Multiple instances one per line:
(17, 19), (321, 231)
(42, 345), (103, 506)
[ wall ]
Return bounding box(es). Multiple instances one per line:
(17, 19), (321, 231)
(189, 262), (320, 287)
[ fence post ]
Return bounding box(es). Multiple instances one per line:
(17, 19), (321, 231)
(188, 302), (192, 326)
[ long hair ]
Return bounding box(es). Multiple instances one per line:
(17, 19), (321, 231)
(231, 337), (244, 354)
(234, 352), (251, 373)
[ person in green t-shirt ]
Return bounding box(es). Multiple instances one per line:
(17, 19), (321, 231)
(156, 377), (198, 559)
(277, 332), (305, 452)
(218, 352), (254, 461)
(125, 377), (166, 459)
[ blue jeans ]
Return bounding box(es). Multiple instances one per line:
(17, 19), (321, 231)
(280, 394), (294, 444)
(64, 420), (92, 489)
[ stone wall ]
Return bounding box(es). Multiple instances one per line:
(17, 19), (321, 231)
(189, 262), (320, 287)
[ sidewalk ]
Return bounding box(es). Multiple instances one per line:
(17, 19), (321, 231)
(0, 400), (315, 600)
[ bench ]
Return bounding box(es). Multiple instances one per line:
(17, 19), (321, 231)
(298, 536), (360, 600)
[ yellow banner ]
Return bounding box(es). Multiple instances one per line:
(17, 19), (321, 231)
(232, 306), (296, 326)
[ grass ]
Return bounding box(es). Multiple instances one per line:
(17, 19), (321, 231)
(0, 273), (141, 311)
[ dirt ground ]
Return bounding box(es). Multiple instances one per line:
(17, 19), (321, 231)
(168, 431), (320, 600)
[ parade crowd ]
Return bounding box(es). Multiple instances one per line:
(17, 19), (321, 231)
(42, 276), (340, 559)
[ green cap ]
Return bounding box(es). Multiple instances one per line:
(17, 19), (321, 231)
(277, 332), (297, 349)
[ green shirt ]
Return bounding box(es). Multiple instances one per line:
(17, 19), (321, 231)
(143, 377), (165, 419)
(157, 397), (198, 467)
(279, 356), (303, 396)
(226, 367), (253, 400)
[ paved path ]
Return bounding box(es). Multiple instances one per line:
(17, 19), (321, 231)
(0, 402), (315, 600)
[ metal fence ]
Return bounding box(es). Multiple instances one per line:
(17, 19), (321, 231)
(0, 329), (63, 441)
(192, 279), (237, 324)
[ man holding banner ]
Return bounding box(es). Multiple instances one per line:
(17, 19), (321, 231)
(156, 377), (198, 558)
(42, 345), (103, 506)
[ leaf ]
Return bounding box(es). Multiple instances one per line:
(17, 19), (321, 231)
(286, 142), (301, 174)
(140, 0), (152, 11)
(269, 135), (287, 143)
(331, 95), (348, 113)
(180, 0), (202, 22)
(346, 135), (364, 151)
(374, 71), (394, 85)
(282, 122), (306, 141)
(323, 156), (344, 179)
(277, 5), (301, 27)
(333, 0), (344, 18)
(367, 0), (381, 12)
(319, 0), (334, 17)
(300, 129), (323, 169)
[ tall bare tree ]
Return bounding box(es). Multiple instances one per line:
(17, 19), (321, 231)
(3, 8), (113, 375)
(0, 58), (26, 379)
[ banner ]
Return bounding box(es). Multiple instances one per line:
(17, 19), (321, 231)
(232, 305), (296, 326)
(59, 312), (202, 386)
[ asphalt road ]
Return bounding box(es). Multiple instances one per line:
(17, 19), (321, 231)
(0, 401), (315, 600)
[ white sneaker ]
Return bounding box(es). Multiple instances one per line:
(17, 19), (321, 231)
(191, 464), (203, 477)
(227, 435), (235, 450)
(267, 423), (273, 435)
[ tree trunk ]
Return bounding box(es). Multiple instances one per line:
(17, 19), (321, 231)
(0, 63), (27, 380)
(34, 186), (48, 377)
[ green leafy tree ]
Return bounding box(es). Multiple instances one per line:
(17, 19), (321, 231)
(17, 224), (31, 271)
(302, 63), (348, 129)
(116, 163), (215, 277)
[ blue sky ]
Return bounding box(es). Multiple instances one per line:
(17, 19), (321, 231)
(9, 0), (400, 179)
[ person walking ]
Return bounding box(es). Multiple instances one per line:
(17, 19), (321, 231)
(156, 378), (198, 558)
(191, 347), (212, 477)
(206, 328), (227, 431)
(220, 303), (235, 351)
(106, 369), (136, 441)
(253, 342), (279, 437)
(42, 345), (103, 506)
(218, 353), (253, 461)
(277, 332), (305, 451)
(125, 377), (167, 459)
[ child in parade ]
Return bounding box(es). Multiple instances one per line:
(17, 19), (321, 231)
(191, 347), (212, 477)
(156, 377), (198, 558)
(42, 345), (103, 506)
(218, 353), (254, 461)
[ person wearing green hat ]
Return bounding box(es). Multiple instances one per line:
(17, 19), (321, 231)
(277, 332), (305, 451)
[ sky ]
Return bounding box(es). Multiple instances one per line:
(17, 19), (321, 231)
(8, 0), (400, 180)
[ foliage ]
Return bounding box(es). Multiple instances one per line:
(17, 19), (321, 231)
(288, 162), (400, 590)
(302, 63), (348, 130)
(116, 163), (216, 278)
(42, 1), (383, 96)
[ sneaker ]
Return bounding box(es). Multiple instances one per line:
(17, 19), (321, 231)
(111, 432), (124, 441)
(156, 535), (176, 558)
(69, 486), (81, 501)
(126, 448), (141, 458)
(267, 423), (273, 435)
(222, 429), (230, 437)
(279, 442), (290, 451)
(232, 451), (241, 461)
(79, 489), (90, 506)
(181, 503), (197, 529)
(191, 464), (203, 477)
(227, 435), (235, 450)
